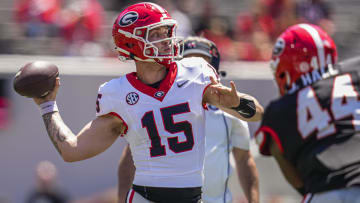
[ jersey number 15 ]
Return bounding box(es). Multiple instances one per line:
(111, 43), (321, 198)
(141, 103), (194, 157)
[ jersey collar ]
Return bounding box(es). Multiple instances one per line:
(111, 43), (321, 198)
(126, 62), (178, 101)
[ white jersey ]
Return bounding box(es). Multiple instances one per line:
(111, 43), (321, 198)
(202, 105), (250, 203)
(96, 57), (218, 188)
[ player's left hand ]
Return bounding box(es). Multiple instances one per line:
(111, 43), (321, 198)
(208, 76), (240, 108)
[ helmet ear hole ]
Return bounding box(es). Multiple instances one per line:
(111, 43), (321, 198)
(126, 43), (134, 48)
(279, 72), (285, 79)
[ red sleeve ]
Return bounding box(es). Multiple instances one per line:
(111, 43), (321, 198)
(255, 126), (284, 156)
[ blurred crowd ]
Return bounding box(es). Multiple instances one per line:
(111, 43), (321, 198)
(9, 0), (333, 61)
(14, 0), (106, 57)
(26, 161), (69, 203)
(183, 0), (333, 61)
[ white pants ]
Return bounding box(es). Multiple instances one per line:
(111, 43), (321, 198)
(303, 187), (360, 203)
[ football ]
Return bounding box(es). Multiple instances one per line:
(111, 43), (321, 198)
(13, 61), (59, 98)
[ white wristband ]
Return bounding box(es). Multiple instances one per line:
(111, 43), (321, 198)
(39, 101), (59, 116)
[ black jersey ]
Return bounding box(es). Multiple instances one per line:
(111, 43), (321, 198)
(255, 57), (360, 193)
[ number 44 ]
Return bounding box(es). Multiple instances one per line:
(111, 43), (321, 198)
(297, 74), (360, 139)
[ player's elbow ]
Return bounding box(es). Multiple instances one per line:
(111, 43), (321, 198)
(60, 139), (81, 162)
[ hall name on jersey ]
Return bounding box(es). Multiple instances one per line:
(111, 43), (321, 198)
(288, 64), (339, 94)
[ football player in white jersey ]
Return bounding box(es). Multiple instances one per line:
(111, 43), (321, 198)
(31, 3), (263, 203)
(183, 37), (260, 203)
(117, 37), (260, 203)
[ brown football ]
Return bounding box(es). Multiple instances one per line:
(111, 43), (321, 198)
(13, 61), (59, 98)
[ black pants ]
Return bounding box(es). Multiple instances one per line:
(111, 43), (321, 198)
(132, 184), (202, 203)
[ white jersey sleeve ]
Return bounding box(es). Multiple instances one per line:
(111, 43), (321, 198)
(228, 113), (250, 150)
(179, 57), (219, 91)
(96, 79), (118, 117)
(199, 57), (219, 88)
(201, 59), (219, 81)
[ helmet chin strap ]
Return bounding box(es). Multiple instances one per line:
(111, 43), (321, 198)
(115, 46), (173, 67)
(115, 47), (173, 67)
(115, 47), (155, 62)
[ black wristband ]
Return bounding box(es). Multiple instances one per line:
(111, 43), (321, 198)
(295, 186), (306, 195)
(231, 97), (256, 118)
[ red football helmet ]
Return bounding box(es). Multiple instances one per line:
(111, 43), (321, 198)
(112, 2), (181, 66)
(270, 23), (338, 95)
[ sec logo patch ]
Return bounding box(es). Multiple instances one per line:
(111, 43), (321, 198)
(126, 92), (139, 105)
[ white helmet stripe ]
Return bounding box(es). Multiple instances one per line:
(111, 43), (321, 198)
(299, 24), (325, 69)
(148, 2), (167, 18)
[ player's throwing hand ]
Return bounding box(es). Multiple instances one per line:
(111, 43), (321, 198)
(33, 77), (60, 105)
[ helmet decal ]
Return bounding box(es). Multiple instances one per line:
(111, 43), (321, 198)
(119, 11), (139, 27)
(272, 38), (285, 56)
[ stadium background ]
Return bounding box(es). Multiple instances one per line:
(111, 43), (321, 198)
(0, 0), (359, 202)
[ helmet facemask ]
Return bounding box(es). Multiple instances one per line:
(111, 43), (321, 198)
(142, 21), (182, 60)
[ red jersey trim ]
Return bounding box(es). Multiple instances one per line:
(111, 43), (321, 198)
(256, 126), (284, 155)
(128, 189), (135, 203)
(108, 112), (128, 137)
(126, 62), (178, 102)
(202, 83), (212, 109)
(207, 63), (219, 80)
(302, 193), (313, 203)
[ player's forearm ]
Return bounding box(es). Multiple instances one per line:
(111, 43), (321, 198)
(222, 94), (263, 122)
(118, 146), (135, 202)
(204, 80), (263, 121)
(240, 158), (259, 203)
(118, 166), (134, 202)
(235, 94), (263, 122)
(247, 95), (263, 122)
(269, 140), (304, 191)
(235, 152), (259, 203)
(118, 173), (133, 202)
(42, 112), (77, 161)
